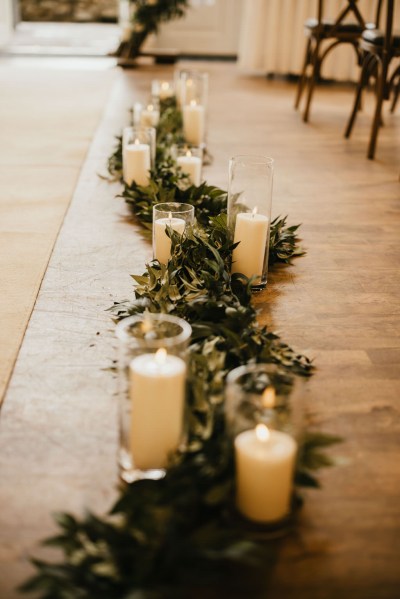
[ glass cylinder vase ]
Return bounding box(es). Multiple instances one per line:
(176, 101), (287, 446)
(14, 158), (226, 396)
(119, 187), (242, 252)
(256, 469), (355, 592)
(151, 79), (175, 101)
(116, 313), (192, 483)
(122, 126), (156, 187)
(181, 71), (208, 147)
(175, 69), (208, 108)
(225, 363), (303, 524)
(139, 98), (160, 128)
(227, 155), (274, 289)
(153, 202), (195, 265)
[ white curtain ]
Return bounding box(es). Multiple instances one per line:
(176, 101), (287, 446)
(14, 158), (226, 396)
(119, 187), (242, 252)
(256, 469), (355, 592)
(238, 0), (399, 81)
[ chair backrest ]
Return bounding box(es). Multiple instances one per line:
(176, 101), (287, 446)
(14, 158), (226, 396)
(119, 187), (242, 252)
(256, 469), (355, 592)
(316, 0), (366, 29)
(316, 0), (386, 35)
(374, 0), (384, 27)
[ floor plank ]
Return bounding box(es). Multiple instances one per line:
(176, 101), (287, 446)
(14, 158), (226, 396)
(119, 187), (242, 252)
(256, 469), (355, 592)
(0, 58), (116, 404)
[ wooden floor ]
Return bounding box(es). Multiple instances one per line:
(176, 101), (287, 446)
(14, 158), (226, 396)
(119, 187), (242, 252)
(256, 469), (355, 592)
(0, 57), (115, 404)
(0, 59), (399, 598)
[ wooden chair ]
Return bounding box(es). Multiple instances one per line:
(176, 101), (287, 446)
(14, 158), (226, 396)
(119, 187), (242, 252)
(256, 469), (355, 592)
(389, 66), (400, 111)
(344, 0), (400, 158)
(295, 0), (369, 122)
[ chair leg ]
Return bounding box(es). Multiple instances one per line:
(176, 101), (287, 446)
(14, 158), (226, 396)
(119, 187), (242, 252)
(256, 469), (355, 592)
(345, 53), (375, 139)
(389, 66), (400, 113)
(391, 80), (400, 113)
(295, 39), (312, 110)
(367, 58), (389, 160)
(303, 39), (321, 123)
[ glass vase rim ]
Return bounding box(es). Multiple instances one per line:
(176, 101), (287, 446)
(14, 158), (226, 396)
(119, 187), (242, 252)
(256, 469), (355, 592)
(153, 202), (195, 215)
(179, 70), (209, 79)
(230, 154), (274, 167)
(226, 362), (289, 386)
(115, 313), (192, 347)
(172, 143), (203, 151)
(123, 125), (156, 134)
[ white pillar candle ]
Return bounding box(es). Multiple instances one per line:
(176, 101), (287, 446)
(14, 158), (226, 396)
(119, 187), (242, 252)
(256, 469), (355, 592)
(177, 151), (202, 186)
(183, 101), (205, 146)
(159, 81), (174, 100)
(123, 139), (151, 187)
(154, 214), (186, 264)
(235, 424), (297, 523)
(129, 348), (186, 470)
(231, 209), (269, 280)
(140, 104), (160, 128)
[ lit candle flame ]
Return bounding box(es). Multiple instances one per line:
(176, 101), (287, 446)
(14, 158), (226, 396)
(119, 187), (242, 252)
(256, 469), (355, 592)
(252, 207), (258, 217)
(255, 424), (270, 442)
(134, 138), (140, 145)
(190, 99), (197, 107)
(155, 348), (167, 364)
(186, 150), (192, 157)
(168, 211), (173, 221)
(262, 387), (276, 409)
(141, 317), (152, 334)
(148, 104), (153, 111)
(161, 82), (169, 90)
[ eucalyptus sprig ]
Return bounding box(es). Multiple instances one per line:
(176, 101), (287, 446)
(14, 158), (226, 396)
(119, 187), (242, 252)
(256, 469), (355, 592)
(109, 216), (313, 442)
(269, 215), (305, 264)
(106, 135), (123, 181)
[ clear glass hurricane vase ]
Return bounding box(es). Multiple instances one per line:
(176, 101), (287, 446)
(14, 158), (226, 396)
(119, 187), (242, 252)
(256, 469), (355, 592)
(227, 155), (274, 289)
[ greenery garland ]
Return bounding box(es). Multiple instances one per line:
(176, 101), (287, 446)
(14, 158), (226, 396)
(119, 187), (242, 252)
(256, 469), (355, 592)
(21, 92), (341, 598)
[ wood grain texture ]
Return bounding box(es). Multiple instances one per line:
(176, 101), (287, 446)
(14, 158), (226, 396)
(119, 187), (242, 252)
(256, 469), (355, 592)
(0, 59), (399, 598)
(0, 61), (116, 405)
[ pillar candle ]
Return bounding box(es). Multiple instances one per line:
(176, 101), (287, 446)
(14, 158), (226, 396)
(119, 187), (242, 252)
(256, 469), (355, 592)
(159, 81), (174, 100)
(140, 104), (160, 128)
(235, 424), (297, 523)
(183, 101), (205, 145)
(177, 151), (202, 186)
(129, 349), (186, 470)
(123, 139), (151, 187)
(154, 214), (186, 264)
(231, 210), (269, 280)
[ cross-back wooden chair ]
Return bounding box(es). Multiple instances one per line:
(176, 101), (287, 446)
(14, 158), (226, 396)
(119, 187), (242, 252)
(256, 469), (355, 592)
(345, 0), (400, 159)
(295, 0), (371, 122)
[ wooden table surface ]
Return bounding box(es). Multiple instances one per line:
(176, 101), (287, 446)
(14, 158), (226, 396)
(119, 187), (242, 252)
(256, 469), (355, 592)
(0, 59), (399, 598)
